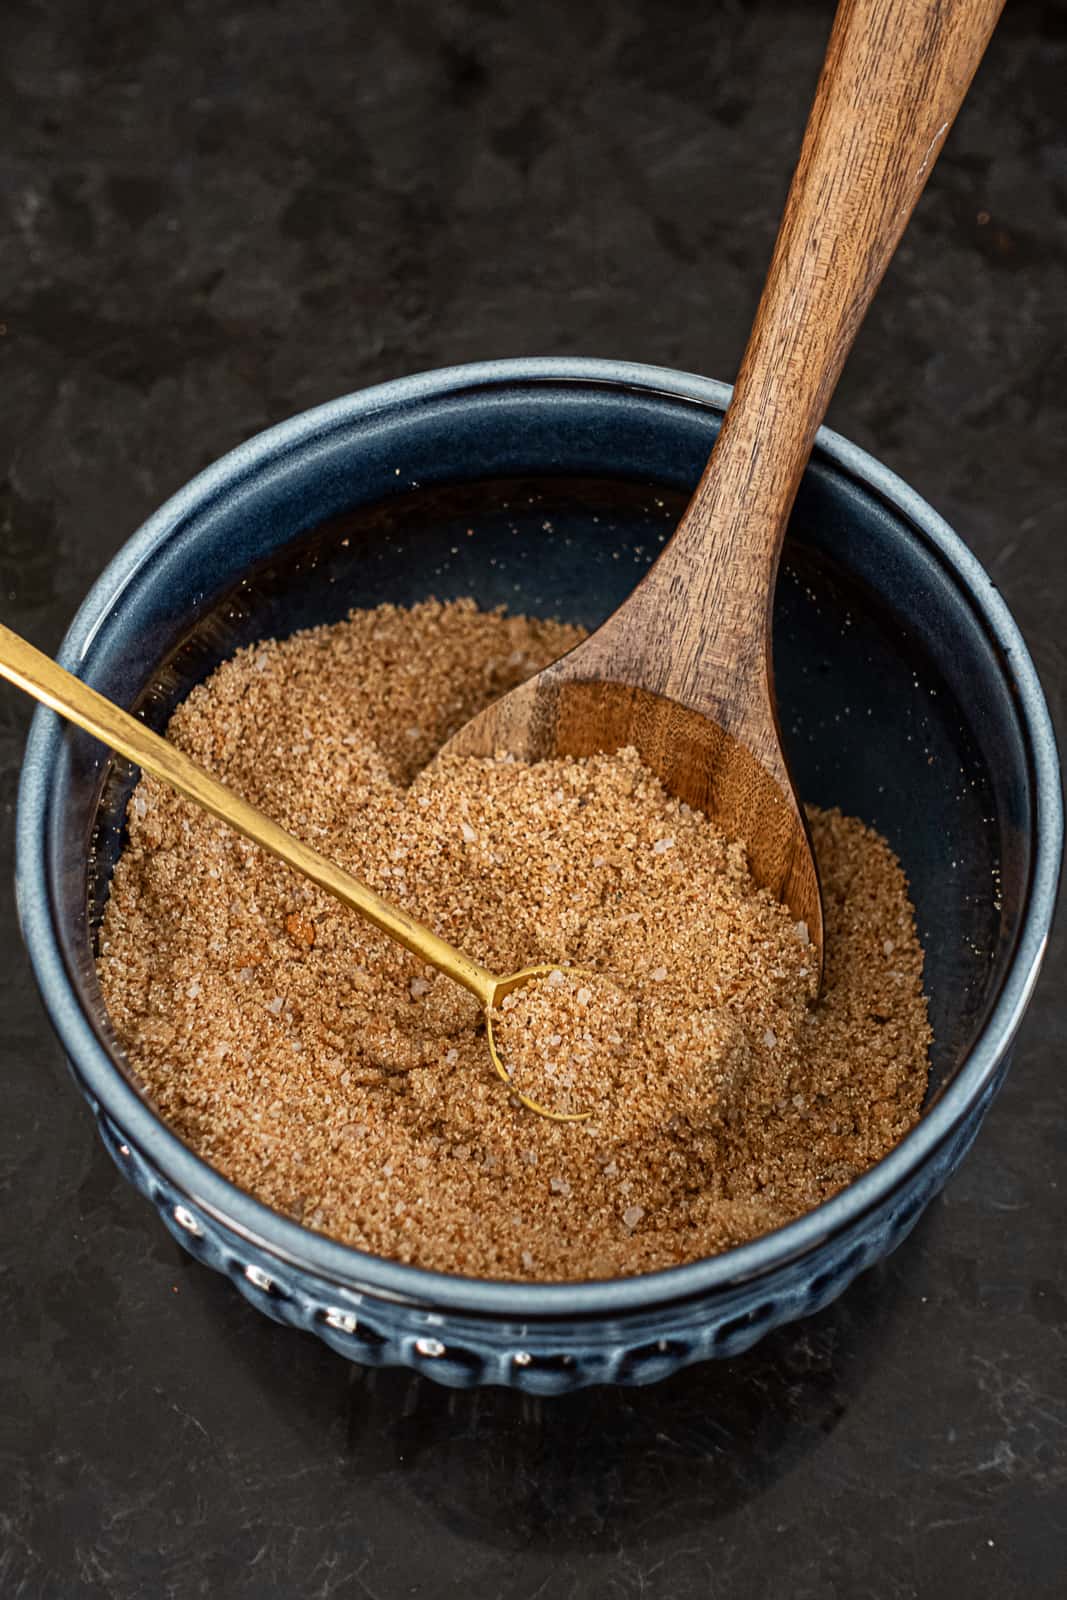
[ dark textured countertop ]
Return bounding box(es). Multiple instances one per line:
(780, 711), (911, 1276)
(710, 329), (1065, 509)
(1, 2), (1064, 1595)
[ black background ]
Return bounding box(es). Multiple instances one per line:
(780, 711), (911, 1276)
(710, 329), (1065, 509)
(1, 2), (1064, 1595)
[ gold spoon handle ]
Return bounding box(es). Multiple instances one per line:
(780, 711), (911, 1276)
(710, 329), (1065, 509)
(0, 621), (498, 1007)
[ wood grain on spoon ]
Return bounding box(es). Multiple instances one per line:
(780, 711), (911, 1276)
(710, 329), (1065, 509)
(443, 0), (1004, 985)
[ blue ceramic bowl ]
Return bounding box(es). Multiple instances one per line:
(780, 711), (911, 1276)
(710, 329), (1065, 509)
(16, 359), (1062, 1392)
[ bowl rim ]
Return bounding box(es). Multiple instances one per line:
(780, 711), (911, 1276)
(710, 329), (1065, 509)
(16, 356), (1064, 1318)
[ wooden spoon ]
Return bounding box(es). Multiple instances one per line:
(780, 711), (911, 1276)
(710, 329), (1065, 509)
(442, 0), (1004, 985)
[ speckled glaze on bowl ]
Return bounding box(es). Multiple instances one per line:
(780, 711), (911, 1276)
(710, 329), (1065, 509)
(15, 359), (1062, 1392)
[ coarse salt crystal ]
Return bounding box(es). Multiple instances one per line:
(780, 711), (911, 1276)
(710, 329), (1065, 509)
(795, 920), (811, 945)
(460, 821), (477, 843)
(521, 1251), (535, 1271)
(651, 966), (667, 982)
(547, 969), (565, 988)
(382, 1163), (393, 1177)
(652, 837), (674, 854)
(622, 1205), (645, 1229)
(133, 795), (147, 819)
(267, 996), (284, 1015)
(550, 1176), (572, 1197)
(592, 856), (606, 867)
(884, 939), (895, 956)
(186, 979), (201, 999)
(763, 1028), (778, 1048)
(417, 794), (430, 808)
(576, 987), (592, 1006)
(409, 977), (432, 998)
(548, 1032), (562, 1048)
(444, 1048), (459, 1065)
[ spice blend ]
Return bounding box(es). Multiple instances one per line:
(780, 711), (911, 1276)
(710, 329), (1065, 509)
(98, 599), (931, 1280)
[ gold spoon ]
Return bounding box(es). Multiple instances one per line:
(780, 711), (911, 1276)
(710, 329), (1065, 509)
(0, 621), (587, 1122)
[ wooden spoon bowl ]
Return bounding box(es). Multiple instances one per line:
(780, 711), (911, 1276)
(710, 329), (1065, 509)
(445, 672), (819, 955)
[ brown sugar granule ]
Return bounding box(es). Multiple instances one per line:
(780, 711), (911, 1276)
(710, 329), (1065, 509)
(97, 598), (932, 1281)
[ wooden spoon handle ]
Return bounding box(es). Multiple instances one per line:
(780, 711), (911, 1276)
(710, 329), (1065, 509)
(619, 0), (1003, 714)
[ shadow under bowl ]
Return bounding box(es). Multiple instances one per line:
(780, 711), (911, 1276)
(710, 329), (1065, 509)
(15, 358), (1062, 1392)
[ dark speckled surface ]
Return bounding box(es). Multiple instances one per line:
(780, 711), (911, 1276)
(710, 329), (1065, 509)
(1, 1), (1064, 1595)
